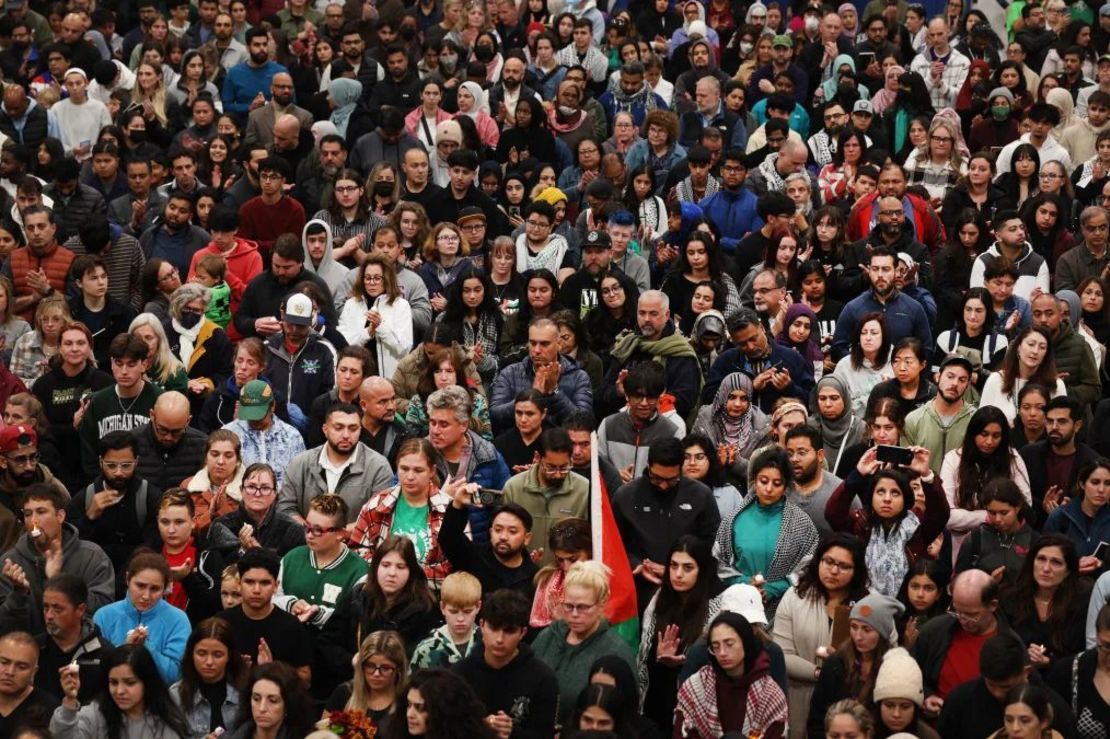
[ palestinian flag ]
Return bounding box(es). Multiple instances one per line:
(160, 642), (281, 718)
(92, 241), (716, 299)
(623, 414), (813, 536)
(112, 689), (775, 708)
(590, 433), (639, 648)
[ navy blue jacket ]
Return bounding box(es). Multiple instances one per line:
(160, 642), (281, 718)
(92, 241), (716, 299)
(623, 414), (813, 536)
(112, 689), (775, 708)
(702, 341), (814, 414)
(831, 289), (934, 361)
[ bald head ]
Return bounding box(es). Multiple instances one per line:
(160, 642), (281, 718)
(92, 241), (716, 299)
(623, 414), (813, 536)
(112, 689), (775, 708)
(951, 569), (999, 635)
(359, 376), (397, 428)
(150, 391), (191, 446)
(272, 114), (302, 151)
(3, 85), (27, 119)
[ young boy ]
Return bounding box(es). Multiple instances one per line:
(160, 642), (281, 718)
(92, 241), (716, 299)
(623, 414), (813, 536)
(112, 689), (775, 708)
(193, 253), (232, 329)
(68, 254), (137, 367)
(410, 571), (482, 668)
(220, 565), (242, 610)
(983, 258), (1032, 338)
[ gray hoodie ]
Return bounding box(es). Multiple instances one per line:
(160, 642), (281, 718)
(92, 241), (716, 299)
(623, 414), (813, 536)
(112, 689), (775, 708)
(301, 218), (352, 303)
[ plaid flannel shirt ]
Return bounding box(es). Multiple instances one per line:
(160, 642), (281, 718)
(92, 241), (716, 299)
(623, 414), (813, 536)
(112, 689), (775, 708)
(909, 48), (970, 110)
(349, 485), (460, 589)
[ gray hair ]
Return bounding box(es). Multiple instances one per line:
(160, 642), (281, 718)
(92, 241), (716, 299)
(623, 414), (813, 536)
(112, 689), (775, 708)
(426, 385), (472, 424)
(169, 283), (211, 319)
(639, 289), (670, 312)
(1080, 205), (1109, 227)
(783, 172), (810, 189)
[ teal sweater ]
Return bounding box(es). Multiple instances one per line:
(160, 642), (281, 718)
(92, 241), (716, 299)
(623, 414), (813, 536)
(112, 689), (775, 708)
(731, 499), (788, 600)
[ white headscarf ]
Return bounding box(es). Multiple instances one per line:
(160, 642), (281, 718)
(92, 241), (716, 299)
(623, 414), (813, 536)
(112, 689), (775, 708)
(458, 81), (490, 117)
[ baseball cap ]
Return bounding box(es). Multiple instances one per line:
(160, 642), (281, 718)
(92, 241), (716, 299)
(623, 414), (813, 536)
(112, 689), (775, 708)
(853, 100), (873, 115)
(1101, 2), (1110, 16)
(772, 34), (792, 48)
(939, 353), (974, 374)
(457, 206), (486, 226)
(282, 293), (315, 326)
(238, 380), (275, 421)
(583, 229), (612, 249)
(1100, 52), (1110, 65)
(0, 425), (36, 454)
(720, 584), (768, 626)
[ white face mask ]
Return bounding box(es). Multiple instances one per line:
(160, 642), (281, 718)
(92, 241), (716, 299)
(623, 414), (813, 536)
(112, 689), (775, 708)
(740, 41), (754, 54)
(804, 15), (819, 31)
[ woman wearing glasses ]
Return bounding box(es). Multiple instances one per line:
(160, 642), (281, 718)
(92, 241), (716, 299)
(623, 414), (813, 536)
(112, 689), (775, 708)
(533, 560), (636, 729)
(903, 116), (968, 206)
(338, 254), (413, 380)
(419, 223), (473, 317)
(1032, 159), (1076, 231)
(208, 463), (306, 562)
(327, 630), (408, 734)
(350, 439), (455, 590)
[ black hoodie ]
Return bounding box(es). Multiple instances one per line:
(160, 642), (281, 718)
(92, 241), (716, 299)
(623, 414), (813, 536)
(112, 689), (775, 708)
(454, 644), (559, 739)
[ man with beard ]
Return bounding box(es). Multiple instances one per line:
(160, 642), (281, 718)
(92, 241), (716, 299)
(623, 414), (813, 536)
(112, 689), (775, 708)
(222, 27), (288, 120)
(807, 101), (850, 169)
(678, 76), (744, 149)
(108, 156), (166, 237)
(55, 13), (99, 77)
(4, 206), (75, 322)
(239, 157), (306, 262)
(831, 245), (933, 361)
(33, 574), (108, 703)
(702, 308), (811, 413)
(970, 210), (1049, 300)
(0, 428), (69, 547)
(1029, 291), (1102, 409)
(612, 437), (720, 607)
(133, 392), (207, 495)
(261, 292), (336, 431)
(235, 234), (335, 338)
(70, 430), (163, 575)
(748, 34), (809, 107)
(0, 21), (41, 88)
(1056, 206), (1110, 292)
(266, 113), (315, 181)
(349, 106), (422, 177)
(558, 228), (612, 316)
(673, 39), (731, 104)
(599, 61), (666, 129)
(320, 23), (382, 103)
(138, 193), (210, 278)
(358, 376), (409, 463)
(903, 354), (976, 476)
(220, 381), (305, 488)
(221, 146), (267, 209)
(0, 632), (57, 734)
(368, 46), (421, 118)
(600, 290), (702, 420)
(200, 11), (247, 72)
(846, 163), (946, 257)
(244, 73), (313, 149)
(488, 54), (540, 128)
(293, 134), (348, 214)
(0, 485), (113, 638)
(842, 195), (934, 295)
(442, 484), (537, 596)
(1015, 3), (1058, 77)
(1022, 396), (1100, 530)
(400, 146), (442, 209)
(277, 404), (393, 525)
(501, 428), (587, 569)
(0, 86), (49, 151)
(783, 425), (843, 536)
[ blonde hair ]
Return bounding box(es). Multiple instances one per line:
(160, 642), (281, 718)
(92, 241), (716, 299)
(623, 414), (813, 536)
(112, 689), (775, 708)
(347, 631), (409, 712)
(564, 560), (612, 604)
(134, 63), (170, 126)
(922, 116), (965, 171)
(825, 699), (874, 734)
(440, 571), (481, 608)
(33, 295), (69, 335)
(129, 312), (184, 386)
(0, 276), (15, 323)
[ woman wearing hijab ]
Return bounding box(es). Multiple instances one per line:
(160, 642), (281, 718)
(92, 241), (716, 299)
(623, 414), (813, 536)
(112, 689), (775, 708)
(692, 372), (768, 487)
(808, 375), (867, 476)
(870, 65), (904, 117)
(455, 80), (500, 149)
(1047, 86), (1076, 140)
(495, 96), (556, 169)
(776, 304), (824, 371)
(328, 77), (365, 144)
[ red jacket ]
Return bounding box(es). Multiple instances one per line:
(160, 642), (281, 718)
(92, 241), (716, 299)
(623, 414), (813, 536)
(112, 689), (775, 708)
(238, 196), (306, 260)
(846, 191), (948, 260)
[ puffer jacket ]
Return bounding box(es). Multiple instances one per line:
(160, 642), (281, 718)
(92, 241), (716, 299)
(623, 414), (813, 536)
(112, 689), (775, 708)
(133, 423), (208, 494)
(1044, 495), (1110, 561)
(488, 354), (593, 433)
(1051, 322), (1102, 408)
(44, 182), (107, 242)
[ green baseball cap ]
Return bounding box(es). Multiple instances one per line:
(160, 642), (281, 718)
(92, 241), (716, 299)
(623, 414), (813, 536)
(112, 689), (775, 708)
(772, 34), (793, 48)
(238, 380), (275, 421)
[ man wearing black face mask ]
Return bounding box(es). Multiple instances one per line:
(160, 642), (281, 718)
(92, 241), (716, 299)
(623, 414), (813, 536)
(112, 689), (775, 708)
(368, 45), (421, 119)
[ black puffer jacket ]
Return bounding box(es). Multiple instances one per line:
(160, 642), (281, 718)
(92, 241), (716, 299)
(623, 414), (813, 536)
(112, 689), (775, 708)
(133, 423), (208, 492)
(43, 183), (107, 242)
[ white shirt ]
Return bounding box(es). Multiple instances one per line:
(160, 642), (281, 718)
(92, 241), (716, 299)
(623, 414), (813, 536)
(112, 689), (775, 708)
(994, 132), (1074, 175)
(319, 444), (359, 492)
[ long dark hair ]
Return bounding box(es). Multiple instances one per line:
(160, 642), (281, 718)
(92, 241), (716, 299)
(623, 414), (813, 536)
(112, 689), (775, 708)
(943, 208), (990, 275)
(955, 287), (994, 335)
(1004, 533), (1088, 654)
(652, 535), (725, 648)
(869, 468), (914, 527)
(175, 618), (247, 717)
(363, 535), (436, 622)
(681, 432), (728, 487)
(795, 532), (870, 603)
(808, 205), (848, 263)
(440, 264), (503, 326)
(955, 406), (1014, 510)
(98, 645), (190, 739)
(674, 230), (727, 283)
(386, 669), (497, 739)
(707, 612), (761, 675)
(1021, 191), (1068, 259)
(1000, 326), (1057, 395)
(849, 312), (890, 371)
(895, 73), (935, 117)
(140, 258), (172, 306)
(327, 167), (371, 221)
(895, 558), (949, 620)
(234, 662), (314, 739)
(569, 684), (636, 739)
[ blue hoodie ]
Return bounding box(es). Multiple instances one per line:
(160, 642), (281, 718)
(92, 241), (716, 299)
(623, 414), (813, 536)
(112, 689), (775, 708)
(698, 186), (759, 254)
(93, 597), (191, 683)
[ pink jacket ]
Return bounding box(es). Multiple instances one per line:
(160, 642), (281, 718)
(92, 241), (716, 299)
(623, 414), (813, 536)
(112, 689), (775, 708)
(404, 107), (452, 142)
(455, 111), (501, 149)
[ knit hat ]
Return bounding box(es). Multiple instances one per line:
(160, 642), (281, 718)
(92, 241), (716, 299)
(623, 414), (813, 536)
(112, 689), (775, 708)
(435, 119), (463, 145)
(872, 647), (924, 706)
(534, 186), (568, 206)
(850, 592), (904, 644)
(989, 86), (1015, 104)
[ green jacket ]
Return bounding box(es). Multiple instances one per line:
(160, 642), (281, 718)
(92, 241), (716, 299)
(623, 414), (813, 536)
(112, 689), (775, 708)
(902, 400), (978, 475)
(502, 464), (589, 568)
(1052, 323), (1101, 409)
(532, 618), (635, 726)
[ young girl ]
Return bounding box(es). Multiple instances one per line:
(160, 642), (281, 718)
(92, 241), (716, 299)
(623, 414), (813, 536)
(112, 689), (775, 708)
(623, 165), (667, 242)
(895, 559), (948, 649)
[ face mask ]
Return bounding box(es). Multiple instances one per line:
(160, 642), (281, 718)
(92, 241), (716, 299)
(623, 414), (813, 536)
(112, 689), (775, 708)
(739, 41), (754, 54)
(129, 129), (147, 144)
(400, 25), (416, 40)
(178, 309), (202, 329)
(558, 104), (578, 116)
(991, 105), (1010, 121)
(373, 181), (394, 196)
(474, 44), (494, 62)
(440, 53), (458, 70)
(805, 16), (819, 31)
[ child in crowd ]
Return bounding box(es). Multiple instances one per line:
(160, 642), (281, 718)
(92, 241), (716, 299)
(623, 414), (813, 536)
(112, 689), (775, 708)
(411, 571), (483, 668)
(193, 253), (232, 329)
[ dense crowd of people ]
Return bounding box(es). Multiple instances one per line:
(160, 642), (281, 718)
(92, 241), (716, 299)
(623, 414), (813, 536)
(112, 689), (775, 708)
(0, 0), (1109, 737)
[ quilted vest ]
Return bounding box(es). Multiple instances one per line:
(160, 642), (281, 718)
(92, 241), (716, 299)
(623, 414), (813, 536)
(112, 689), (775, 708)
(10, 245), (75, 320)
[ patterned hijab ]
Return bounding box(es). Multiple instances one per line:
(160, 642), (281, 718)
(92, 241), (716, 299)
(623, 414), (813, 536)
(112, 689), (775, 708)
(713, 372), (756, 451)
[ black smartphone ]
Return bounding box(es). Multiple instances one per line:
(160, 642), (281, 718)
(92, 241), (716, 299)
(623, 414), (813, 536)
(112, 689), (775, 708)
(876, 444), (914, 467)
(508, 205), (521, 218)
(478, 488), (503, 507)
(1095, 541), (1109, 561)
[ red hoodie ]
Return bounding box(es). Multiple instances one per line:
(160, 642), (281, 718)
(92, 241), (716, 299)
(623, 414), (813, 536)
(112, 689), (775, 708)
(188, 237), (263, 340)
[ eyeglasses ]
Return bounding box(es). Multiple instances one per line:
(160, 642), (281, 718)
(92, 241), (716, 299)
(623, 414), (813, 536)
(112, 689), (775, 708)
(334, 185), (360, 194)
(947, 608), (985, 625)
(930, 135), (953, 143)
(243, 484), (275, 496)
(158, 269), (179, 284)
(305, 525), (344, 537)
(708, 637), (740, 654)
(5, 451), (38, 466)
(460, 223), (485, 231)
(1039, 172), (1062, 180)
(362, 662), (396, 675)
(259, 172), (283, 182)
(153, 422), (187, 437)
(820, 556), (854, 572)
(437, 233), (461, 242)
(561, 601), (597, 614)
(540, 461), (571, 475)
(879, 209), (904, 217)
(600, 285), (624, 296)
(647, 470), (681, 487)
(100, 461), (135, 472)
(364, 274), (384, 283)
(525, 219), (550, 229)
